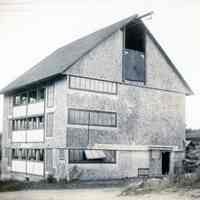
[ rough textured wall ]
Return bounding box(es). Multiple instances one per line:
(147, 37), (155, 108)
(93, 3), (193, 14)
(45, 78), (67, 148)
(145, 34), (190, 94)
(68, 150), (150, 180)
(66, 30), (123, 82)
(66, 81), (185, 149)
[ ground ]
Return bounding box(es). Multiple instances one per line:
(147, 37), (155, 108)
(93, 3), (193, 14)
(0, 187), (200, 200)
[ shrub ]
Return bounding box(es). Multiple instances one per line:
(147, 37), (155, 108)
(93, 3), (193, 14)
(46, 174), (57, 183)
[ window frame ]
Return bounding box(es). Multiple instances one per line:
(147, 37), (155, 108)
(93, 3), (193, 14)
(69, 75), (118, 95)
(68, 108), (117, 127)
(12, 115), (44, 131)
(68, 149), (116, 164)
(13, 87), (45, 107)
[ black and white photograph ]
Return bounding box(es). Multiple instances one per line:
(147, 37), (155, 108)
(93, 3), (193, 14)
(0, 0), (199, 199)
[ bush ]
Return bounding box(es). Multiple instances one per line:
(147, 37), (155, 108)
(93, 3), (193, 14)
(46, 174), (57, 183)
(68, 166), (83, 182)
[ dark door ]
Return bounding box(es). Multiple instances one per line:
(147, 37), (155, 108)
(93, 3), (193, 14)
(162, 152), (170, 175)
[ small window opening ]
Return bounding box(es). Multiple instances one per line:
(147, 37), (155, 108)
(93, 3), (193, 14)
(38, 88), (45, 101)
(28, 90), (37, 103)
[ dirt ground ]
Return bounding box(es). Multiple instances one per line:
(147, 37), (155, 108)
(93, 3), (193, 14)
(0, 187), (200, 200)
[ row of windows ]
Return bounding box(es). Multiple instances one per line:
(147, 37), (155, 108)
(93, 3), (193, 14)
(12, 116), (44, 130)
(10, 148), (115, 164)
(12, 149), (44, 161)
(68, 109), (117, 127)
(69, 149), (116, 163)
(13, 76), (117, 107)
(14, 88), (45, 106)
(69, 76), (117, 94)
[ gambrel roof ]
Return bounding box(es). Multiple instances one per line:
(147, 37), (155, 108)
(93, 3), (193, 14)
(0, 14), (193, 95)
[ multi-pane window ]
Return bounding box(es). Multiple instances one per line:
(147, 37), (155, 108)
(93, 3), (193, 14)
(68, 109), (117, 127)
(69, 76), (117, 94)
(14, 95), (21, 106)
(69, 149), (116, 163)
(38, 88), (45, 101)
(12, 116), (44, 130)
(13, 88), (45, 106)
(12, 148), (44, 161)
(21, 93), (27, 105)
(28, 90), (37, 103)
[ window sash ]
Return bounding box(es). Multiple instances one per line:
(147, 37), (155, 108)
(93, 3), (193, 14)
(69, 149), (116, 163)
(12, 148), (44, 162)
(12, 116), (44, 130)
(68, 109), (117, 127)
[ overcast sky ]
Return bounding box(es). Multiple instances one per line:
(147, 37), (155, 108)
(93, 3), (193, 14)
(0, 0), (199, 131)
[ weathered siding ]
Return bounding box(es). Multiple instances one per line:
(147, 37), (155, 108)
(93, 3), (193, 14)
(66, 81), (185, 149)
(66, 30), (123, 82)
(145, 34), (190, 94)
(45, 78), (67, 148)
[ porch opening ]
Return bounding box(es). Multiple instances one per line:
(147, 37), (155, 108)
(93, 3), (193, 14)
(162, 151), (170, 175)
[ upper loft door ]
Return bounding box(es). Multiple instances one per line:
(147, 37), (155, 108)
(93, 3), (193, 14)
(123, 21), (145, 82)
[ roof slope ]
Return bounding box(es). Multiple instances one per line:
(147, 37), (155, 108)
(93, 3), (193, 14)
(0, 15), (137, 94)
(0, 13), (193, 95)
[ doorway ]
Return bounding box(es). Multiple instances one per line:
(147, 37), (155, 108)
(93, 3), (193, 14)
(162, 152), (170, 175)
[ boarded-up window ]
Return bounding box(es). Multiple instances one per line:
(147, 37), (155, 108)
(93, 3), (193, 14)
(47, 83), (54, 107)
(69, 76), (117, 94)
(46, 149), (53, 171)
(69, 149), (116, 163)
(68, 109), (117, 127)
(46, 113), (54, 137)
(59, 149), (65, 160)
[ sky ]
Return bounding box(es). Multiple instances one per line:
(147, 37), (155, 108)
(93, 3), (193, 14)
(0, 0), (199, 131)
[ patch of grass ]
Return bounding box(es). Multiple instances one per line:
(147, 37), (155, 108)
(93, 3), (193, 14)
(0, 178), (133, 192)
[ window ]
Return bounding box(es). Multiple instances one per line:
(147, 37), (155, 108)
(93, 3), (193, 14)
(12, 148), (44, 161)
(21, 93), (27, 105)
(69, 149), (116, 163)
(13, 87), (45, 106)
(14, 95), (21, 105)
(12, 119), (26, 130)
(68, 109), (117, 127)
(38, 88), (45, 101)
(38, 116), (44, 129)
(28, 90), (37, 103)
(69, 76), (117, 94)
(12, 116), (44, 130)
(59, 149), (65, 160)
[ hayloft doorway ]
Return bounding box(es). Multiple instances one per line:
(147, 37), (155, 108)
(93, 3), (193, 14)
(162, 152), (170, 175)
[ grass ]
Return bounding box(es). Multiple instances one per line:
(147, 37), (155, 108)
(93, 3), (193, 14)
(0, 178), (135, 192)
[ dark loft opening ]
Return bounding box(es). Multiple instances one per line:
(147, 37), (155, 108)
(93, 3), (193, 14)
(123, 21), (145, 82)
(125, 21), (145, 52)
